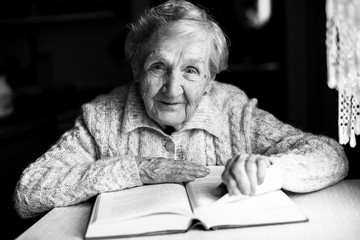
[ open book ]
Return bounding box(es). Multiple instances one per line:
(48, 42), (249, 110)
(85, 165), (308, 239)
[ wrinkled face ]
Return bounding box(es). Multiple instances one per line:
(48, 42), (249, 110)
(138, 28), (213, 131)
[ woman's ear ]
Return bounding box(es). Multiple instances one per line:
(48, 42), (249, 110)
(204, 78), (214, 94)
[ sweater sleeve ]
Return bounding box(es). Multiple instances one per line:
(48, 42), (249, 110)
(250, 107), (349, 193)
(13, 116), (142, 219)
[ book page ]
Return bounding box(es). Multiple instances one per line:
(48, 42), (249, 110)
(185, 165), (307, 229)
(186, 165), (283, 210)
(93, 183), (193, 224)
(86, 213), (191, 238)
(197, 190), (307, 229)
(185, 166), (225, 209)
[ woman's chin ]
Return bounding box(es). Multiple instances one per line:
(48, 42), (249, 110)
(155, 117), (185, 131)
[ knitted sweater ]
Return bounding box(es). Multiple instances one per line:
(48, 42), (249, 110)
(14, 81), (349, 218)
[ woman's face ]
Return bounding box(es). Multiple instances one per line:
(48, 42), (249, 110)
(138, 31), (213, 131)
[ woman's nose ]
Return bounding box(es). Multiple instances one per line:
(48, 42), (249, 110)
(162, 71), (184, 97)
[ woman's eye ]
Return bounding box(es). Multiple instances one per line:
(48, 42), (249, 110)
(150, 63), (166, 72)
(185, 67), (199, 75)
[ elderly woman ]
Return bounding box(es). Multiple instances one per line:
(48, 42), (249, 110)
(14, 0), (348, 218)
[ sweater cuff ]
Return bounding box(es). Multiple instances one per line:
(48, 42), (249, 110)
(114, 154), (143, 189)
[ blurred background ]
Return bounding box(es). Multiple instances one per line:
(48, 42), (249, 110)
(1, 0), (359, 239)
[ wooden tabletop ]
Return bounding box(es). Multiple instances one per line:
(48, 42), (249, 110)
(16, 180), (360, 240)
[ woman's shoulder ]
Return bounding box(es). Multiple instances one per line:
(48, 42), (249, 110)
(209, 81), (250, 108)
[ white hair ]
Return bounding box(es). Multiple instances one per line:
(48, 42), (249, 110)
(125, 0), (229, 79)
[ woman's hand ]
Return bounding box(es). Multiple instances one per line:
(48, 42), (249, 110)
(222, 154), (271, 196)
(135, 157), (210, 184)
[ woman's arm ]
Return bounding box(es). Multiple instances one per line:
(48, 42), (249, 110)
(13, 117), (142, 219)
(251, 108), (349, 193)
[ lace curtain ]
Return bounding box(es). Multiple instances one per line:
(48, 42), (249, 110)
(326, 0), (360, 147)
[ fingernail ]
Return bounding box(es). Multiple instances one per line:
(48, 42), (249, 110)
(242, 188), (250, 196)
(201, 167), (210, 174)
(250, 189), (255, 196)
(229, 189), (234, 196)
(248, 185), (255, 196)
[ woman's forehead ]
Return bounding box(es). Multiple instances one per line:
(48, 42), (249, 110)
(146, 37), (209, 64)
(146, 27), (210, 60)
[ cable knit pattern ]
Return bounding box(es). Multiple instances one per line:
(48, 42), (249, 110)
(14, 81), (349, 218)
(242, 99), (258, 153)
(250, 107), (348, 192)
(205, 133), (215, 165)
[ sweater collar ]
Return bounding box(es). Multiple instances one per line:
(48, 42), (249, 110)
(121, 82), (225, 138)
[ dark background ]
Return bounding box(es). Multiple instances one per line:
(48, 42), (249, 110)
(1, 0), (359, 239)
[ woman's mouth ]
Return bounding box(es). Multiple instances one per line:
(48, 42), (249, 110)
(156, 101), (184, 110)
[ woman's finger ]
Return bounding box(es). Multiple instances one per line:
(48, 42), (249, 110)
(226, 177), (242, 196)
(170, 161), (209, 180)
(245, 155), (258, 196)
(222, 162), (241, 196)
(256, 157), (271, 185)
(181, 161), (210, 173)
(180, 161), (209, 176)
(222, 157), (239, 195)
(231, 155), (251, 195)
(222, 157), (236, 181)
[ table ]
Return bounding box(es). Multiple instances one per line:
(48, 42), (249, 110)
(16, 180), (360, 240)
